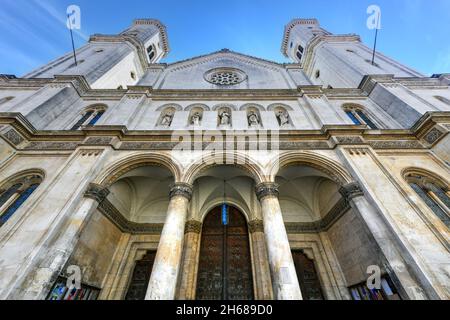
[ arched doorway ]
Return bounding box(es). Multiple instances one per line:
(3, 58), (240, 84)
(196, 205), (254, 300)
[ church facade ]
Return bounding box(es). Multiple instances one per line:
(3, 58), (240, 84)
(0, 18), (449, 300)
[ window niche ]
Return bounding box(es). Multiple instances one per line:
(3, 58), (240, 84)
(246, 107), (262, 128)
(274, 106), (292, 128)
(434, 96), (450, 106)
(158, 107), (176, 128)
(0, 173), (43, 227)
(188, 107), (204, 127)
(217, 106), (232, 128)
(0, 96), (14, 106)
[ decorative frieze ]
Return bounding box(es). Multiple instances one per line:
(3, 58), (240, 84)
(3, 128), (24, 145)
(98, 198), (163, 234)
(423, 127), (445, 145)
(83, 136), (114, 146)
(255, 182), (280, 201)
(24, 141), (79, 150)
(368, 140), (424, 149)
(169, 183), (193, 201)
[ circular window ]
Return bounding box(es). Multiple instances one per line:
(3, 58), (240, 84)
(204, 68), (247, 86)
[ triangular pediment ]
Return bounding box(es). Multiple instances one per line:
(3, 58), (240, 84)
(156, 49), (293, 89)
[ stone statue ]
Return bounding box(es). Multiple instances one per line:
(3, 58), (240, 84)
(248, 111), (260, 127)
(191, 112), (202, 126)
(160, 112), (173, 127)
(277, 110), (290, 127)
(219, 110), (231, 126)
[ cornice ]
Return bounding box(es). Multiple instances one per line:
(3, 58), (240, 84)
(302, 34), (361, 72)
(1, 112), (448, 151)
(281, 18), (321, 57)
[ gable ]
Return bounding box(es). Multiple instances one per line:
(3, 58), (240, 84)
(150, 51), (299, 89)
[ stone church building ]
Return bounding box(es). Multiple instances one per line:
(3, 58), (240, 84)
(0, 18), (449, 300)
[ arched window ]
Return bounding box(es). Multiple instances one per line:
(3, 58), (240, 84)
(147, 45), (156, 62)
(71, 105), (107, 130)
(343, 104), (379, 129)
(296, 45), (304, 61)
(0, 174), (43, 227)
(0, 96), (14, 105)
(434, 96), (450, 106)
(405, 172), (450, 228)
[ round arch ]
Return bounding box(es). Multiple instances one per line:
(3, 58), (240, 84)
(267, 103), (294, 111)
(402, 167), (450, 190)
(0, 168), (46, 189)
(198, 199), (251, 224)
(94, 152), (183, 187)
(185, 103), (210, 112)
(212, 103), (237, 112)
(156, 103), (183, 112)
(269, 151), (354, 185)
(182, 151), (266, 185)
(239, 103), (265, 112)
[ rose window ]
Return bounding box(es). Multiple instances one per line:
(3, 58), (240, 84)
(204, 68), (246, 86)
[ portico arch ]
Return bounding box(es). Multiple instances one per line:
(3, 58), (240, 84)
(95, 152), (183, 186)
(268, 151), (354, 185)
(183, 151), (266, 185)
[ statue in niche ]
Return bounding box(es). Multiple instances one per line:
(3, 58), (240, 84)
(248, 111), (260, 127)
(219, 110), (231, 126)
(277, 110), (290, 127)
(160, 111), (174, 127)
(190, 112), (202, 126)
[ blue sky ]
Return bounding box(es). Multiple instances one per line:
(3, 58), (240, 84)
(0, 0), (449, 77)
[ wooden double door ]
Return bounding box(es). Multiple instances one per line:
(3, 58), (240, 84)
(196, 205), (254, 300)
(124, 251), (156, 300)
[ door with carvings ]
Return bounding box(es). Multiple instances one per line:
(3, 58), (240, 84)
(196, 206), (254, 300)
(292, 250), (325, 300)
(124, 251), (156, 300)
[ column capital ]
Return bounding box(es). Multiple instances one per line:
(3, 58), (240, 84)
(84, 183), (110, 203)
(248, 219), (264, 233)
(169, 183), (193, 201)
(255, 182), (280, 201)
(339, 182), (364, 200)
(185, 220), (202, 234)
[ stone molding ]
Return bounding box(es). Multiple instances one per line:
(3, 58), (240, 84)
(84, 183), (110, 203)
(98, 198), (163, 235)
(339, 182), (364, 201)
(185, 220), (202, 234)
(285, 197), (351, 233)
(169, 183), (193, 201)
(248, 219), (264, 233)
(255, 182), (280, 201)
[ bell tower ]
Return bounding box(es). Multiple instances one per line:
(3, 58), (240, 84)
(282, 18), (423, 88)
(25, 19), (169, 89)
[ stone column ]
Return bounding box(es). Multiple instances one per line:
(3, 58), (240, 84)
(339, 182), (429, 300)
(15, 183), (109, 300)
(177, 220), (202, 300)
(248, 219), (274, 300)
(255, 183), (302, 300)
(145, 183), (193, 300)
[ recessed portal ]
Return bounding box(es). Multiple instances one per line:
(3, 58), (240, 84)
(196, 205), (254, 300)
